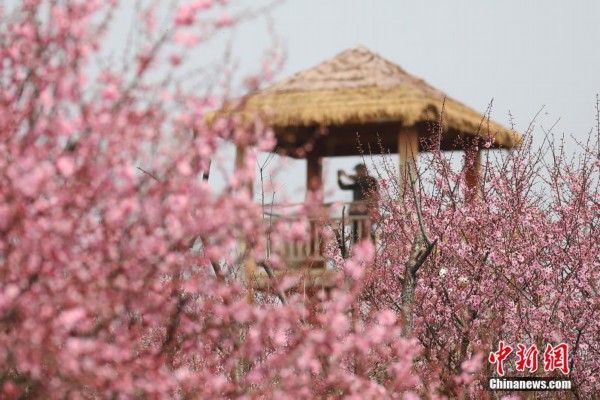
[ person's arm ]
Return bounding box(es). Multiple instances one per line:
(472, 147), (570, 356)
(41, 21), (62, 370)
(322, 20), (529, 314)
(338, 178), (356, 190)
(337, 171), (356, 190)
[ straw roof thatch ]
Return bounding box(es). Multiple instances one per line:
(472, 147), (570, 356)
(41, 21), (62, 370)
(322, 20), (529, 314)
(223, 46), (521, 156)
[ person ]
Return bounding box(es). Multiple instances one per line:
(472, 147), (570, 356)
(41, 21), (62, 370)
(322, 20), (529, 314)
(337, 163), (379, 243)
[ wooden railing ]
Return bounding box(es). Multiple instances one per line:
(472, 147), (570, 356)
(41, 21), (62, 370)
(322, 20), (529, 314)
(242, 202), (375, 291)
(263, 202), (373, 266)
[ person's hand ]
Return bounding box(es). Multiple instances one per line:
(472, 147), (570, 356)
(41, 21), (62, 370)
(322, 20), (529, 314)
(337, 170), (345, 178)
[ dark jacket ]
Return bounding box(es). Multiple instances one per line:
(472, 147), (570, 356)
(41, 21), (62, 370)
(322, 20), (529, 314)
(338, 175), (379, 202)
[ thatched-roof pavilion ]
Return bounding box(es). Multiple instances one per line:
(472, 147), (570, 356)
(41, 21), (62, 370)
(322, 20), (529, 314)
(232, 46), (521, 196)
(221, 46), (522, 290)
(248, 46), (518, 154)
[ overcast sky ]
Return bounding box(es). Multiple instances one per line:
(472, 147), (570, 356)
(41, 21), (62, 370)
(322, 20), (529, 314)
(268, 0), (600, 136)
(11, 0), (598, 203)
(206, 0), (600, 203)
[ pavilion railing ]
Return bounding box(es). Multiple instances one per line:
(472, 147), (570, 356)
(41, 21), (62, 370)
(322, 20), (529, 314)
(263, 202), (373, 266)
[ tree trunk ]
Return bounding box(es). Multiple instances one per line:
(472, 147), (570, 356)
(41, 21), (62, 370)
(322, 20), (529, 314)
(401, 231), (428, 336)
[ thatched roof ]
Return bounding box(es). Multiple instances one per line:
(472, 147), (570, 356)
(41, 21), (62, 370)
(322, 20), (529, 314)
(226, 46), (521, 156)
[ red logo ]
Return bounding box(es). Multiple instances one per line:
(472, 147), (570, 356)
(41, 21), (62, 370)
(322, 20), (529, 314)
(489, 341), (513, 376)
(489, 342), (569, 376)
(516, 344), (539, 372)
(544, 343), (570, 375)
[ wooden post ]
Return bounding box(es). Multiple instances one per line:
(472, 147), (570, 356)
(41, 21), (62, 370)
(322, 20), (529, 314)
(235, 144), (254, 197)
(398, 127), (419, 197)
(234, 144), (256, 302)
(306, 151), (324, 268)
(306, 150), (323, 200)
(464, 141), (482, 200)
